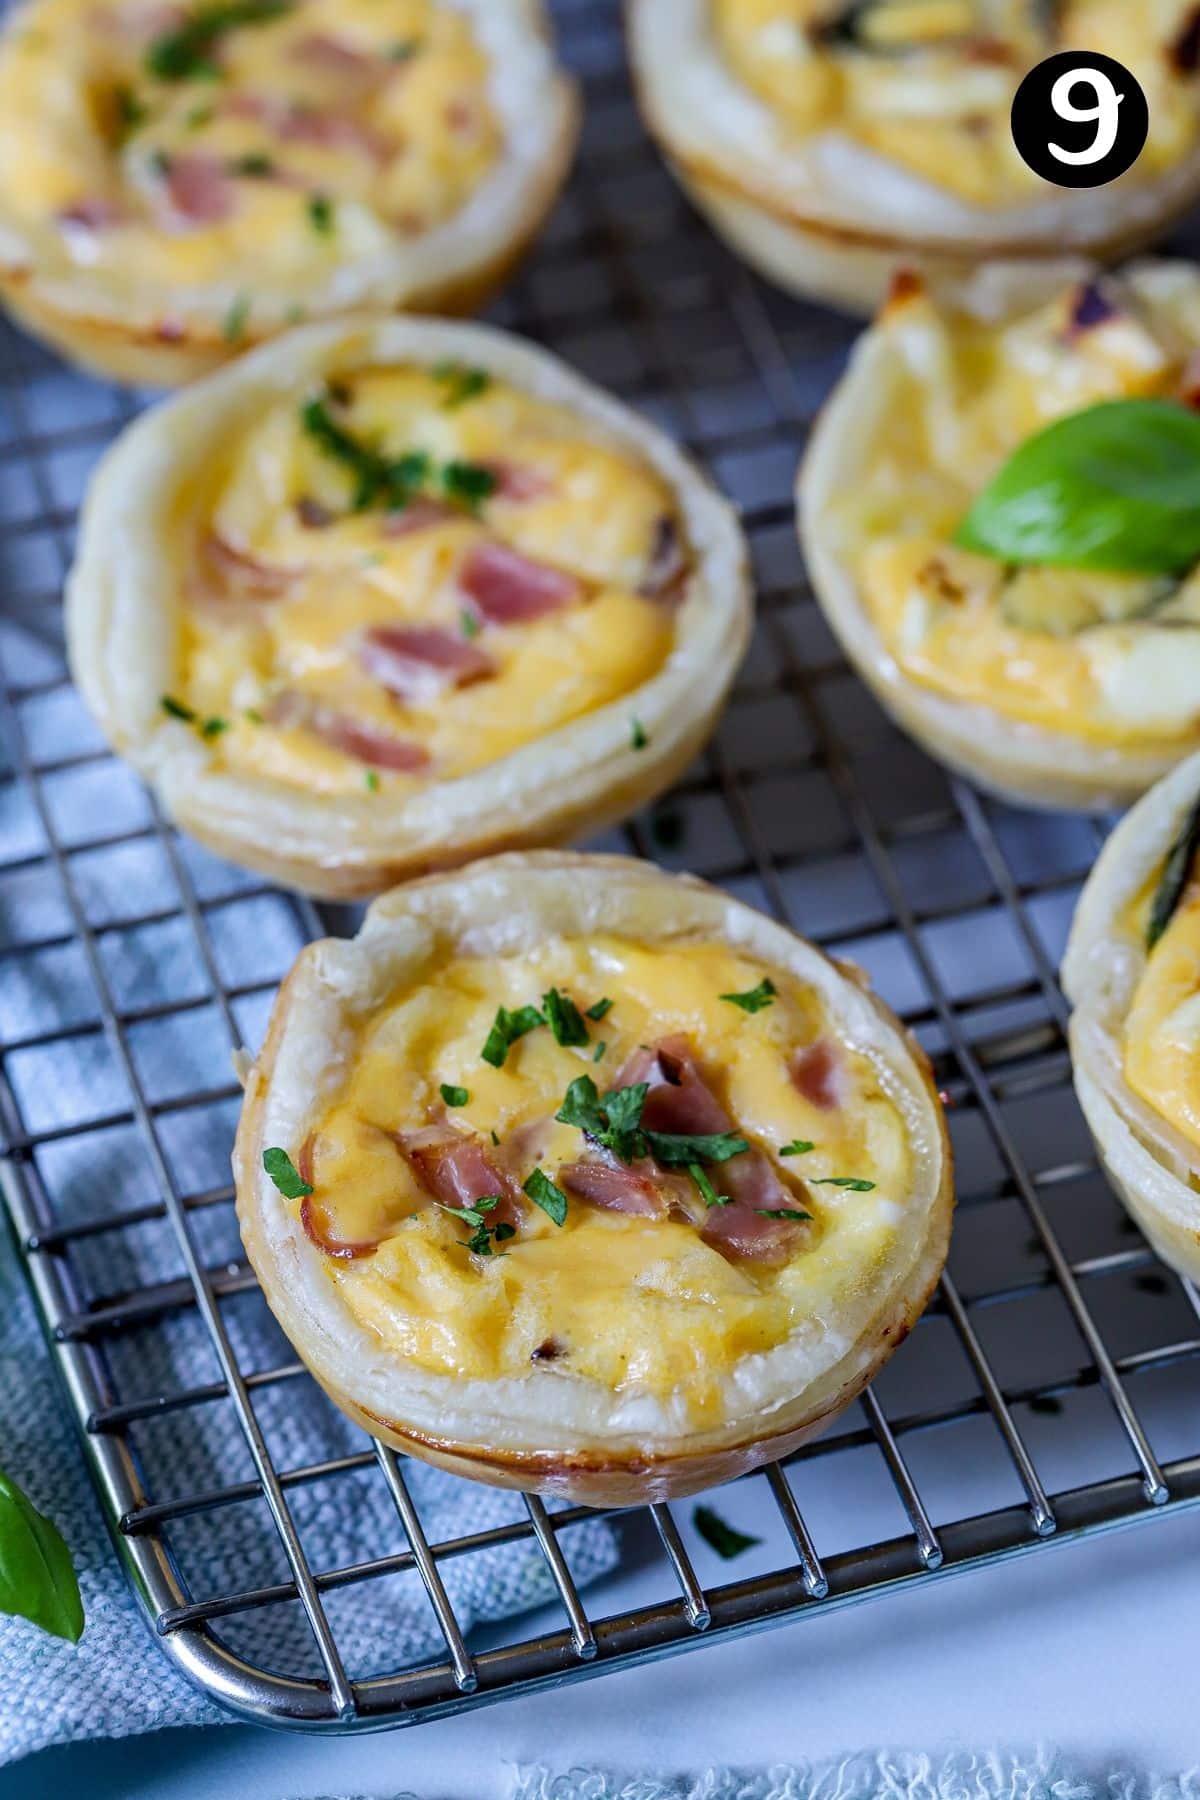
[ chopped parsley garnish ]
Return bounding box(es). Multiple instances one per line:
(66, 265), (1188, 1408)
(161, 694), (195, 722)
(779, 1139), (815, 1157)
(307, 192), (334, 235)
(755, 1207), (812, 1221)
(145, 0), (292, 82)
(388, 35), (421, 59)
(692, 1505), (760, 1561)
(688, 1163), (729, 1209)
(433, 361), (491, 410)
(460, 608), (481, 639)
(113, 83), (148, 142)
(555, 1075), (748, 1170)
(222, 293), (250, 343)
(586, 997), (613, 1022)
(542, 987), (589, 1048)
(480, 1003), (545, 1068)
(439, 1194), (512, 1257)
(593, 1041), (607, 1062)
(720, 978), (777, 1014)
(244, 706), (264, 724)
(440, 1083), (469, 1108)
(364, 770), (380, 792)
(200, 715), (229, 738)
(231, 152), (274, 177)
(523, 1167), (568, 1227)
(262, 1146), (312, 1199)
(813, 1176), (876, 1191)
(185, 102), (214, 129)
(630, 718), (648, 751)
(441, 459), (497, 511)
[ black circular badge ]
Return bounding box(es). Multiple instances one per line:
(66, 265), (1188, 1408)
(1011, 51), (1149, 188)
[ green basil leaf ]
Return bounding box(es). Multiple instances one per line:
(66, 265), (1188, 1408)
(1147, 792), (1200, 950)
(955, 400), (1200, 575)
(0, 1470), (84, 1642)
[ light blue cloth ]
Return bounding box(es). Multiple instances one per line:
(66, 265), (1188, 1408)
(0, 829), (619, 1766)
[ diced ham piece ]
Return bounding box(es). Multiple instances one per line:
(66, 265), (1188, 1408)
(266, 692), (431, 771)
(616, 1035), (810, 1267)
(789, 1041), (847, 1112)
(163, 152), (234, 225)
(381, 498), (459, 537)
(400, 1126), (521, 1229)
(459, 542), (581, 626)
(300, 1196), (378, 1260)
(483, 462), (555, 504)
(359, 624), (494, 702)
(203, 531), (300, 600)
(559, 1158), (668, 1218)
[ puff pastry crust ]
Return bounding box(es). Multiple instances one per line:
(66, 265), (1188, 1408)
(800, 260), (1200, 811)
(628, 0), (1200, 315)
(1064, 754), (1200, 1283)
(0, 0), (577, 384)
(233, 851), (954, 1505)
(66, 314), (750, 897)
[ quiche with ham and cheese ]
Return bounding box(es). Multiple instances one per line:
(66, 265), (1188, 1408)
(65, 315), (750, 896)
(234, 853), (953, 1504)
(628, 0), (1200, 314)
(1064, 751), (1200, 1282)
(0, 0), (577, 383)
(801, 261), (1200, 810)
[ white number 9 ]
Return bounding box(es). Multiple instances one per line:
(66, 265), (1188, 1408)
(1048, 67), (1123, 167)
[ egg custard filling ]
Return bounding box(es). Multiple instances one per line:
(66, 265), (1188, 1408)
(168, 363), (684, 795)
(1120, 797), (1200, 1153)
(276, 935), (910, 1415)
(839, 271), (1200, 751)
(712, 1), (1200, 209)
(0, 0), (500, 297)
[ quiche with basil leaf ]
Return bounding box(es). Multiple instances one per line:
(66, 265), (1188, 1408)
(801, 261), (1200, 809)
(66, 317), (749, 896)
(0, 0), (577, 384)
(1064, 751), (1200, 1281)
(629, 1), (1200, 314)
(234, 853), (953, 1504)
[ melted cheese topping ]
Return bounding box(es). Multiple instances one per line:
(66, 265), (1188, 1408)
(175, 366), (680, 794)
(1123, 851), (1200, 1150)
(299, 937), (912, 1418)
(841, 275), (1200, 748)
(714, 0), (1200, 206)
(0, 0), (499, 295)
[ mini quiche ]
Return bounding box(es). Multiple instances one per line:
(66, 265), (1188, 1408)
(801, 261), (1200, 811)
(0, 0), (577, 384)
(66, 316), (750, 897)
(234, 852), (953, 1504)
(1064, 752), (1200, 1282)
(628, 1), (1200, 315)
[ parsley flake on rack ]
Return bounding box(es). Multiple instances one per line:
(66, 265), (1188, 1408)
(542, 987), (589, 1048)
(813, 1176), (876, 1191)
(145, 0), (292, 82)
(433, 361), (491, 410)
(262, 1146), (312, 1199)
(720, 978), (776, 1014)
(523, 1167), (568, 1226)
(480, 1003), (545, 1068)
(439, 1083), (469, 1108)
(692, 1504), (760, 1560)
(779, 1139), (815, 1157)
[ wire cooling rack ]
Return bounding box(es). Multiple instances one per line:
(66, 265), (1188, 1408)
(2, 0), (1200, 1735)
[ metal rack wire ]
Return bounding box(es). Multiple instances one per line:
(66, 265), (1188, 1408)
(2, 0), (1200, 1733)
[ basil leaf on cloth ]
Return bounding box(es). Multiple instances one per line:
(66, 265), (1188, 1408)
(955, 399), (1200, 575)
(0, 1469), (83, 1642)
